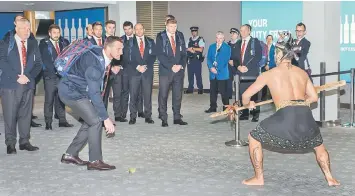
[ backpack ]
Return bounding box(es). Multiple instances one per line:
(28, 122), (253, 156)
(54, 39), (104, 77)
(251, 38), (268, 67)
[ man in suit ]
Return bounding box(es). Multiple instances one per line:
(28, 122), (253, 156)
(291, 22), (311, 71)
(126, 23), (156, 125)
(85, 24), (93, 40)
(58, 36), (122, 171)
(0, 18), (42, 154)
(234, 24), (262, 122)
(89, 22), (105, 46)
(2, 14), (41, 127)
(39, 24), (73, 130)
(260, 34), (276, 101)
(156, 19), (188, 127)
(228, 28), (241, 99)
(204, 31), (231, 113)
(157, 14), (185, 120)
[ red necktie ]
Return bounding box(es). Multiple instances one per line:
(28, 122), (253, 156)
(98, 38), (102, 46)
(240, 40), (246, 64)
(55, 41), (60, 54)
(139, 38), (144, 58)
(171, 35), (176, 56)
(101, 63), (111, 97)
(21, 40), (27, 68)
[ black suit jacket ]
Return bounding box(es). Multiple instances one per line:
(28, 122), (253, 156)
(291, 37), (311, 70)
(125, 35), (156, 77)
(0, 35), (42, 89)
(155, 30), (187, 76)
(39, 37), (70, 78)
(89, 36), (105, 46)
(235, 37), (262, 77)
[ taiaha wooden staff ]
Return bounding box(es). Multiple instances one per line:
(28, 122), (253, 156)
(210, 80), (346, 118)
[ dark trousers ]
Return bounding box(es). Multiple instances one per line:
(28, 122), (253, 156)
(1, 86), (33, 146)
(60, 97), (103, 162)
(187, 59), (203, 90)
(239, 81), (260, 118)
(227, 77), (234, 98)
(44, 76), (66, 123)
(158, 72), (184, 121)
(119, 74), (143, 118)
(129, 75), (153, 119)
(102, 75), (113, 110)
(209, 79), (229, 110)
(111, 73), (123, 118)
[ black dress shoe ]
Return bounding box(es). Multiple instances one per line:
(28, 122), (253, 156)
(78, 117), (84, 122)
(239, 115), (249, 120)
(184, 90), (193, 94)
(54, 114), (59, 120)
(19, 143), (39, 151)
(59, 122), (74, 127)
(115, 117), (128, 122)
(45, 123), (52, 130)
(129, 118), (136, 125)
(7, 145), (17, 154)
(174, 119), (188, 125)
(87, 160), (116, 171)
(32, 115), (38, 119)
(161, 120), (168, 127)
(198, 90), (203, 94)
(145, 118), (154, 124)
(204, 108), (217, 113)
(251, 116), (259, 122)
(138, 112), (145, 118)
(31, 120), (42, 127)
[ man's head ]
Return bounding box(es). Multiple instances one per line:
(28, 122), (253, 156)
(266, 35), (273, 45)
(104, 36), (124, 60)
(14, 15), (24, 26)
(190, 26), (198, 37)
(240, 24), (251, 39)
(134, 23), (145, 37)
(230, 28), (240, 40)
(165, 14), (175, 25)
(92, 21), (103, 38)
(123, 21), (133, 36)
(216, 31), (225, 45)
(15, 18), (31, 40)
(48, 24), (61, 41)
(86, 24), (93, 37)
(105, 20), (116, 37)
(295, 22), (306, 40)
(166, 19), (177, 34)
(274, 33), (295, 65)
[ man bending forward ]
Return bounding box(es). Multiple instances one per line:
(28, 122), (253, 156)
(241, 34), (339, 186)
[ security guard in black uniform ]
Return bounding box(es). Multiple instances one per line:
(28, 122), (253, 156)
(185, 26), (205, 94)
(227, 28), (240, 99)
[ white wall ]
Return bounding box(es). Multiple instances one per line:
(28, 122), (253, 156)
(108, 1), (136, 36)
(169, 1), (241, 89)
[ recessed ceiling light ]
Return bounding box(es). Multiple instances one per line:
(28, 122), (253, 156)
(24, 3), (35, 6)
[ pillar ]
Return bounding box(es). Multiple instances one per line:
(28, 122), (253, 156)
(24, 11), (36, 36)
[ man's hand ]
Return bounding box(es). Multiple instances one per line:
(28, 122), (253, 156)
(172, 65), (182, 73)
(210, 67), (217, 74)
(104, 118), (115, 134)
(229, 60), (234, 66)
(238, 65), (248, 73)
(187, 47), (195, 53)
(17, 75), (30, 84)
(137, 65), (147, 73)
(265, 65), (269, 71)
(111, 66), (121, 74)
(246, 101), (256, 110)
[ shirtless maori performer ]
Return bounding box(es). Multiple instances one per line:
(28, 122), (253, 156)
(240, 33), (340, 186)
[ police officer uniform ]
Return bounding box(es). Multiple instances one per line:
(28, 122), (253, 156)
(185, 26), (205, 94)
(227, 28), (240, 99)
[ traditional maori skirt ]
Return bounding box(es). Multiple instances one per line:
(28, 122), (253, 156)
(250, 100), (323, 153)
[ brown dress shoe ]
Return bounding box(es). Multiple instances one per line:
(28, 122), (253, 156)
(87, 160), (116, 171)
(61, 154), (88, 166)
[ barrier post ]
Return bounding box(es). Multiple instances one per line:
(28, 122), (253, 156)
(318, 62), (326, 127)
(225, 74), (248, 147)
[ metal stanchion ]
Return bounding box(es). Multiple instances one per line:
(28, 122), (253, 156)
(319, 62), (326, 127)
(342, 68), (355, 128)
(225, 74), (248, 147)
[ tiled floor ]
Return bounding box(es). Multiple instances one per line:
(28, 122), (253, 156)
(0, 90), (354, 196)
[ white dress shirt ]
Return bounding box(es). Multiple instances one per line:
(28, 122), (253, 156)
(241, 35), (251, 63)
(14, 34), (27, 74)
(50, 38), (60, 53)
(136, 35), (145, 48)
(166, 31), (176, 48)
(93, 36), (103, 46)
(102, 49), (111, 70)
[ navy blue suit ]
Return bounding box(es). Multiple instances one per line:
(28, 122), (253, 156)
(126, 35), (156, 119)
(58, 47), (109, 161)
(0, 35), (42, 147)
(39, 37), (70, 124)
(156, 30), (187, 121)
(292, 37), (311, 70)
(235, 37), (262, 119)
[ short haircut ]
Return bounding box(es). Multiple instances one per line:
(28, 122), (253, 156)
(48, 24), (60, 32)
(266, 34), (273, 40)
(165, 15), (175, 20)
(242, 24), (252, 31)
(216, 31), (224, 37)
(123, 21), (133, 28)
(16, 18), (30, 25)
(85, 24), (92, 31)
(134, 23), (144, 29)
(104, 36), (123, 48)
(296, 22), (306, 30)
(14, 14), (23, 21)
(92, 21), (103, 29)
(105, 20), (116, 26)
(166, 19), (177, 25)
